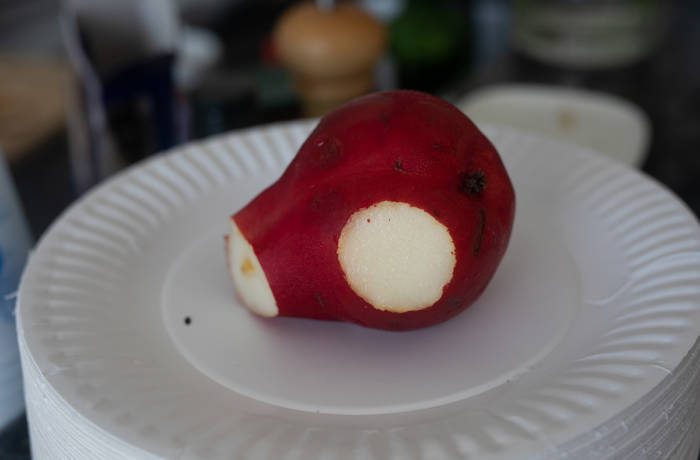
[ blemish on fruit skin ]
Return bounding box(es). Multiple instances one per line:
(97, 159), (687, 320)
(366, 218), (371, 223)
(311, 189), (344, 215)
(379, 111), (390, 126)
(448, 298), (462, 310)
(314, 137), (342, 165)
(315, 293), (326, 309)
(473, 208), (486, 256)
(459, 171), (486, 197)
(241, 258), (255, 275)
(393, 160), (405, 172)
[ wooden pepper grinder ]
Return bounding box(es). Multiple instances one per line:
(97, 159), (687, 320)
(274, 1), (387, 117)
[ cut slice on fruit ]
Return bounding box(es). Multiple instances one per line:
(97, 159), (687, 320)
(227, 222), (278, 317)
(337, 201), (456, 313)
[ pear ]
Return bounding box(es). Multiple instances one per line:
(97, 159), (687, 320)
(227, 90), (515, 330)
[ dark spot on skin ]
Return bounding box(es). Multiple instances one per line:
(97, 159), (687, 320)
(311, 189), (343, 214)
(379, 111), (390, 125)
(459, 171), (486, 197)
(184, 316), (192, 325)
(314, 293), (326, 309)
(366, 218), (371, 223)
(448, 298), (463, 310)
(473, 208), (486, 256)
(431, 142), (444, 151)
(394, 159), (406, 172)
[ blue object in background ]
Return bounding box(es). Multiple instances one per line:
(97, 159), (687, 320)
(1, 245), (19, 323)
(0, 165), (30, 323)
(0, 247), (7, 320)
(0, 150), (32, 432)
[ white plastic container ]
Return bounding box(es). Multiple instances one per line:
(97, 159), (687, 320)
(0, 149), (32, 429)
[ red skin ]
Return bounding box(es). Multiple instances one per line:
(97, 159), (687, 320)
(233, 90), (515, 331)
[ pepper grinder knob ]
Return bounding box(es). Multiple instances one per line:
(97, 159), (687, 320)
(274, 1), (387, 116)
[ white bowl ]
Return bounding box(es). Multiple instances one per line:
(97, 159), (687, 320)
(458, 84), (651, 167)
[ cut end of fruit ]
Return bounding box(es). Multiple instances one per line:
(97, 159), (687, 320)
(228, 222), (279, 317)
(337, 201), (456, 313)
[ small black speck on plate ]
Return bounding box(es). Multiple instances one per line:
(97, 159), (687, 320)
(184, 316), (192, 325)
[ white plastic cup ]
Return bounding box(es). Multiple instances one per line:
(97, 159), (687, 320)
(0, 149), (32, 429)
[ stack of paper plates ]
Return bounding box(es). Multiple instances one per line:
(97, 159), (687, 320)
(18, 121), (700, 459)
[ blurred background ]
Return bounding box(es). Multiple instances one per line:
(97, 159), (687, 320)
(0, 0), (699, 458)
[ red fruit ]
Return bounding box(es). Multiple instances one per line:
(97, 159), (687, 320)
(227, 90), (515, 331)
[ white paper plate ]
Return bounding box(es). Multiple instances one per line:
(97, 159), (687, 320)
(18, 121), (700, 459)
